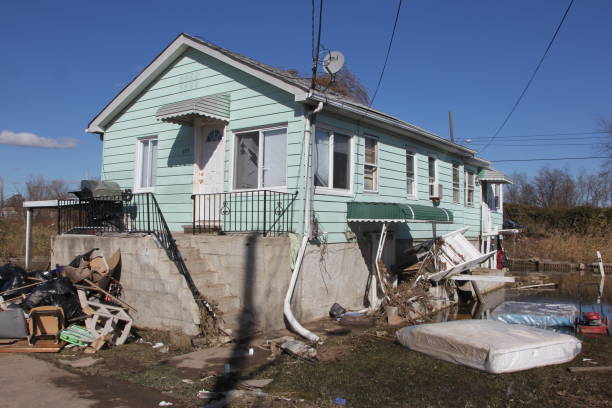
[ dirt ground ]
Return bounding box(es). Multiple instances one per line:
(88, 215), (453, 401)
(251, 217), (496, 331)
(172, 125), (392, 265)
(23, 319), (612, 408)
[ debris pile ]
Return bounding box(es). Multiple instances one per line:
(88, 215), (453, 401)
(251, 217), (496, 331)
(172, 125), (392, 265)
(0, 248), (132, 353)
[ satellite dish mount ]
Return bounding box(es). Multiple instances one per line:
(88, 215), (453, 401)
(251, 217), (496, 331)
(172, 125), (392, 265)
(323, 51), (345, 75)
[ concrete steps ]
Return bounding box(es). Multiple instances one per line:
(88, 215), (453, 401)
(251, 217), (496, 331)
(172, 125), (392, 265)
(172, 233), (242, 330)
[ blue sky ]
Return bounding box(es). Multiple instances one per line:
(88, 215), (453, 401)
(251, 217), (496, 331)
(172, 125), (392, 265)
(1, 0), (610, 195)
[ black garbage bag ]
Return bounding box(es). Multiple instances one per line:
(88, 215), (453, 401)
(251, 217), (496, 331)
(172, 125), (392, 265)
(21, 277), (84, 321)
(26, 269), (60, 281)
(0, 264), (28, 297)
(69, 248), (99, 268)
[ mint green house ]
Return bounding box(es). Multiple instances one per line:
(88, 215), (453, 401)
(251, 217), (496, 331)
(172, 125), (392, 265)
(87, 33), (510, 247)
(82, 34), (513, 332)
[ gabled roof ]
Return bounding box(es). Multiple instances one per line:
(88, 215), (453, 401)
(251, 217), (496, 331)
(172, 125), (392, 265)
(87, 33), (489, 166)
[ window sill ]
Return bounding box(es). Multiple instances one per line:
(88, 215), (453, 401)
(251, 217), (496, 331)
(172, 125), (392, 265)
(315, 187), (354, 197)
(406, 195), (418, 200)
(229, 186), (288, 193)
(363, 190), (378, 195)
(134, 187), (155, 194)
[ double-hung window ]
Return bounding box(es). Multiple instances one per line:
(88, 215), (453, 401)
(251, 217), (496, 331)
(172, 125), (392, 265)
(363, 136), (378, 192)
(452, 163), (461, 203)
(233, 127), (287, 189)
(135, 136), (158, 192)
(406, 150), (416, 198)
(493, 184), (501, 211)
(428, 156), (438, 197)
(314, 127), (352, 192)
(465, 170), (475, 206)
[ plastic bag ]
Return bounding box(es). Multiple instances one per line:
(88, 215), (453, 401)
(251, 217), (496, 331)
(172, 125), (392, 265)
(21, 277), (84, 321)
(0, 264), (28, 297)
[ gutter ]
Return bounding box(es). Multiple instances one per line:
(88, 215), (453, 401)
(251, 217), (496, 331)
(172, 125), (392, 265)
(283, 99), (324, 343)
(304, 94), (490, 167)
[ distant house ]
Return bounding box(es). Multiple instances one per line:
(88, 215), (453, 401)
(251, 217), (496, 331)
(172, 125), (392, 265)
(52, 33), (513, 335)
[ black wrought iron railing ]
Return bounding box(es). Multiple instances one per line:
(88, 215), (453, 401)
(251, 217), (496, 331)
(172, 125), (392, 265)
(191, 190), (298, 236)
(57, 193), (217, 320)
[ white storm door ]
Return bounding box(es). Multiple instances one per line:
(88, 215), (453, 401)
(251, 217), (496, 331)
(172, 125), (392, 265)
(194, 123), (226, 224)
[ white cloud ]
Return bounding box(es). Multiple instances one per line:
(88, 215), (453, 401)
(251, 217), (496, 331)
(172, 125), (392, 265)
(0, 130), (78, 149)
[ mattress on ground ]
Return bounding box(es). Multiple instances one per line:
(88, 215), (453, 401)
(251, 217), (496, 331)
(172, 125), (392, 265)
(396, 320), (581, 373)
(491, 301), (578, 327)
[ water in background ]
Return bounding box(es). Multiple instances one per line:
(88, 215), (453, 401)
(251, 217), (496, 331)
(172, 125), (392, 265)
(435, 271), (610, 334)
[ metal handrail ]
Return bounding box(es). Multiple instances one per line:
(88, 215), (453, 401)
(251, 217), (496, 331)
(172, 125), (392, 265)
(57, 193), (217, 321)
(191, 190), (298, 236)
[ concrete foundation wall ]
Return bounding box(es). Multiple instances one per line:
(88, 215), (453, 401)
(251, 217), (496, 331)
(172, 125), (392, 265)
(51, 234), (201, 336)
(183, 235), (370, 333)
(294, 242), (371, 323)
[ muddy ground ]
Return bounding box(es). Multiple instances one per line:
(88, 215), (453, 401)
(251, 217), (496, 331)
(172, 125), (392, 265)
(33, 320), (611, 408)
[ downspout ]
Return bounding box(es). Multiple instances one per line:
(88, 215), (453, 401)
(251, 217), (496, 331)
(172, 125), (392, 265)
(283, 99), (323, 343)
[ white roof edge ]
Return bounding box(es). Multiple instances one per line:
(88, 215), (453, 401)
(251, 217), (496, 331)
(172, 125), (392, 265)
(24, 200), (60, 208)
(86, 34), (308, 134)
(310, 95), (490, 164)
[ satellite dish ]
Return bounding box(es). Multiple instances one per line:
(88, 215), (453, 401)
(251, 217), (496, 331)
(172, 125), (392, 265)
(323, 51), (345, 75)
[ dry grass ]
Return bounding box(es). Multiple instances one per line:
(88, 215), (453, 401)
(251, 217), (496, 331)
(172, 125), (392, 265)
(0, 213), (57, 260)
(506, 231), (611, 264)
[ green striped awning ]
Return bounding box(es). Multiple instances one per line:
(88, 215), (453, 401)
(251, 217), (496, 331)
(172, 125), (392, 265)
(347, 202), (453, 223)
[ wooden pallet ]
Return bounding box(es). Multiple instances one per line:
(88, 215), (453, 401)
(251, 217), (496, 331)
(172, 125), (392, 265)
(0, 339), (65, 353)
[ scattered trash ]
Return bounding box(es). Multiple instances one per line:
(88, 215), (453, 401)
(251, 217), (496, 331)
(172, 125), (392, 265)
(0, 248), (130, 354)
(397, 320), (582, 373)
(197, 390), (221, 399)
(152, 342), (165, 349)
(181, 379), (195, 384)
(329, 303), (346, 318)
(280, 339), (317, 359)
(158, 401), (173, 406)
(334, 397), (347, 405)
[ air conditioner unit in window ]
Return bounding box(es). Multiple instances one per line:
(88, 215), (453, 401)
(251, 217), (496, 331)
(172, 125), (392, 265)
(429, 183), (443, 200)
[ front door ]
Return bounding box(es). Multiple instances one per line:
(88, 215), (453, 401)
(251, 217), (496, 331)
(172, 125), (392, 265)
(194, 121), (226, 225)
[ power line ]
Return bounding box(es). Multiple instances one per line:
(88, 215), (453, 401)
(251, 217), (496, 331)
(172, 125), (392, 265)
(459, 131), (605, 140)
(310, 0), (324, 90)
(370, 0), (403, 106)
(460, 136), (608, 143)
(468, 142), (601, 147)
(478, 0), (575, 154)
(491, 156), (608, 163)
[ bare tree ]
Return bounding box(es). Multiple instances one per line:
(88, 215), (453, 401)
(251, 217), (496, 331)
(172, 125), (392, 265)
(597, 117), (612, 174)
(286, 66), (371, 105)
(0, 176), (4, 209)
(532, 167), (578, 208)
(25, 175), (70, 201)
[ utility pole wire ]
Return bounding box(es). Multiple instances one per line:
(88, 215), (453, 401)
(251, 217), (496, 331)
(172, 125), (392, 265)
(310, 0), (324, 91)
(478, 0), (575, 154)
(492, 156), (608, 163)
(370, 0), (403, 106)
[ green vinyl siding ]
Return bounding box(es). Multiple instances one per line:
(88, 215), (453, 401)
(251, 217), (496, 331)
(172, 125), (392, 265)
(102, 48), (306, 232)
(100, 45), (501, 240)
(310, 112), (489, 243)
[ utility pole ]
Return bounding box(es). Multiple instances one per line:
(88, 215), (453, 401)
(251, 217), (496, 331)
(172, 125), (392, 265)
(448, 111), (455, 143)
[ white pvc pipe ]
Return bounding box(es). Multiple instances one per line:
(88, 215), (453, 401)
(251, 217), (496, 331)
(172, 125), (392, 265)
(283, 100), (323, 343)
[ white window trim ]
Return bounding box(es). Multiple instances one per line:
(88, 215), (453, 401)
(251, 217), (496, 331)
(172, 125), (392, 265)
(492, 183), (503, 213)
(405, 149), (418, 199)
(314, 124), (355, 197)
(363, 135), (379, 193)
(452, 163), (461, 204)
(133, 135), (158, 193)
(230, 125), (288, 191)
(427, 155), (439, 198)
(465, 169), (475, 207)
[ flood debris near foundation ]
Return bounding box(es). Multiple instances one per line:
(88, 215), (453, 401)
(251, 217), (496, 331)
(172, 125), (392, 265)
(0, 248), (134, 353)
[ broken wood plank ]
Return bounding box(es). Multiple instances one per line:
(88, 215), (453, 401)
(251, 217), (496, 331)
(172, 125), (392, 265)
(567, 366), (612, 373)
(82, 278), (137, 312)
(0, 339), (65, 353)
(516, 283), (557, 290)
(451, 275), (515, 283)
